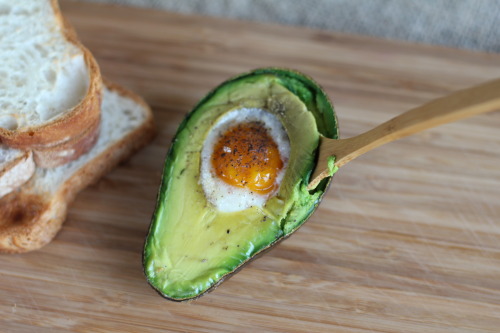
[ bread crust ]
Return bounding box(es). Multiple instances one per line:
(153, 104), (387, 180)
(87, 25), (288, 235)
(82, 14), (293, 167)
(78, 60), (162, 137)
(0, 150), (36, 198)
(32, 115), (101, 168)
(0, 82), (155, 253)
(0, 0), (102, 148)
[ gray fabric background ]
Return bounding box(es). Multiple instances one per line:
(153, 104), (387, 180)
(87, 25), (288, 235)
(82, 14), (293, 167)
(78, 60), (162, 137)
(78, 0), (500, 53)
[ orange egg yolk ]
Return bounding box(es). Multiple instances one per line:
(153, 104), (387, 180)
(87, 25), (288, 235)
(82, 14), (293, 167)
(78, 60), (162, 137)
(211, 121), (283, 194)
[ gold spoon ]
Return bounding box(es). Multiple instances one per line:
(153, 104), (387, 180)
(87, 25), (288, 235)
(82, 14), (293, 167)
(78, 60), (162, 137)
(308, 78), (500, 190)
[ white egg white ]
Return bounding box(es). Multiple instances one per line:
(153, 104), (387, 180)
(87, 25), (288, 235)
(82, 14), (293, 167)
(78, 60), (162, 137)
(200, 108), (290, 212)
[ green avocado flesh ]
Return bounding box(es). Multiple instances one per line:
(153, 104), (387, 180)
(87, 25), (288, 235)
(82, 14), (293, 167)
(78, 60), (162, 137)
(144, 68), (338, 301)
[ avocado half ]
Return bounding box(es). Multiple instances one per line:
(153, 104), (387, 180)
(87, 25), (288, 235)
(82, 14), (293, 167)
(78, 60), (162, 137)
(143, 68), (339, 301)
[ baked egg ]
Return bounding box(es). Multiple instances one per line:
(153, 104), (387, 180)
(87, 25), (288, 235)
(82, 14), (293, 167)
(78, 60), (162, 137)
(200, 107), (290, 212)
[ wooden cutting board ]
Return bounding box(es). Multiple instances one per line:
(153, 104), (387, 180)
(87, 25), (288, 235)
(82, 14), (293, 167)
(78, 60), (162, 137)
(2, 1), (500, 332)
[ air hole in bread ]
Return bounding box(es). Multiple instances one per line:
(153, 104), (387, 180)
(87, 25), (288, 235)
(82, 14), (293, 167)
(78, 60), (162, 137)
(0, 4), (10, 15)
(12, 7), (30, 16)
(8, 73), (26, 88)
(43, 68), (56, 84)
(0, 115), (18, 130)
(0, 71), (6, 84)
(123, 109), (140, 123)
(34, 44), (48, 57)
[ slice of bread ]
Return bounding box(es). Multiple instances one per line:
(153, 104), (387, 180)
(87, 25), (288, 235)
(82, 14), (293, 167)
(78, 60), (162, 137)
(0, 148), (35, 198)
(0, 81), (155, 253)
(0, 0), (102, 149)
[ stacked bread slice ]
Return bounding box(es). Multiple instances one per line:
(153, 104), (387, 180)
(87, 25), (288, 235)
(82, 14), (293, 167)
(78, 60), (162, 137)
(0, 0), (155, 253)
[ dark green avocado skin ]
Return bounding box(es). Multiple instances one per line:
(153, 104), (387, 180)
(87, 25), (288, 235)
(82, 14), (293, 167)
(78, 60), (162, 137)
(143, 68), (339, 301)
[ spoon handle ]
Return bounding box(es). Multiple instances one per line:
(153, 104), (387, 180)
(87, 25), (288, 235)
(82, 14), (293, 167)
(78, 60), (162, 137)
(308, 78), (500, 190)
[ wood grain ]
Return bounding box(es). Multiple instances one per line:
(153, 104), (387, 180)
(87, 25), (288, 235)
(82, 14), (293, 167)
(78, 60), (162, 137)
(1, 1), (500, 332)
